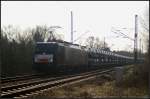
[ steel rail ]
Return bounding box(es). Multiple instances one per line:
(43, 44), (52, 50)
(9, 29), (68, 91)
(1, 69), (113, 98)
(2, 69), (102, 91)
(1, 73), (45, 83)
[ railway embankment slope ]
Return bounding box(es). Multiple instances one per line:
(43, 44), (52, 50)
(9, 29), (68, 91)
(29, 64), (148, 98)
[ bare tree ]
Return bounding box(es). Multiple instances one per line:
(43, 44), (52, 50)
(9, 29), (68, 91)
(138, 7), (149, 96)
(85, 36), (95, 48)
(85, 36), (110, 50)
(32, 25), (48, 42)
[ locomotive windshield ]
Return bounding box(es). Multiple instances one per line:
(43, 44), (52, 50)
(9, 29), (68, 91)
(35, 43), (57, 54)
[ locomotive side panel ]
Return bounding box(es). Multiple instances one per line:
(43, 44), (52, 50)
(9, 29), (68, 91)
(63, 46), (88, 67)
(55, 45), (66, 66)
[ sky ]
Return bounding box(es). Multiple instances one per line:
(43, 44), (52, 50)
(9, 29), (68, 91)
(1, 1), (149, 52)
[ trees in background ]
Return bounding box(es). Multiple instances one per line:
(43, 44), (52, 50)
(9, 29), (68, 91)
(138, 7), (149, 78)
(1, 25), (62, 77)
(85, 36), (110, 51)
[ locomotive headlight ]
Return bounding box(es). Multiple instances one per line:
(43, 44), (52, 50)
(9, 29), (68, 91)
(34, 55), (38, 62)
(48, 54), (53, 63)
(34, 58), (38, 62)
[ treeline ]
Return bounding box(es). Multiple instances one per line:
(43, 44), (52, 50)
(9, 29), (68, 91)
(1, 25), (56, 77)
(1, 25), (149, 79)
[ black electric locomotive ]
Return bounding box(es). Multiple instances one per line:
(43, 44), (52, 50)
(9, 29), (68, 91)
(33, 41), (88, 73)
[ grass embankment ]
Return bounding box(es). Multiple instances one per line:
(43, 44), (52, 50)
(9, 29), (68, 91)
(30, 65), (148, 98)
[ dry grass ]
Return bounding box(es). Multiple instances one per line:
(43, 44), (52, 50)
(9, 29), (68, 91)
(41, 80), (148, 97)
(29, 65), (148, 98)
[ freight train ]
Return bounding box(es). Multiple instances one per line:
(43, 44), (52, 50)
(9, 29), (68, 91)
(33, 40), (143, 73)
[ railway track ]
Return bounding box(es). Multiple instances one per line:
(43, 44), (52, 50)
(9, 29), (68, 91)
(1, 73), (46, 83)
(1, 69), (113, 98)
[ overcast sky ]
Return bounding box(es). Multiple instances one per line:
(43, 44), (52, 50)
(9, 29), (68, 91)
(1, 1), (149, 52)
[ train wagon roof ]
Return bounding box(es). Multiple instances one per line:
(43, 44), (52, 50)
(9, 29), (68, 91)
(36, 41), (85, 50)
(36, 41), (134, 59)
(87, 47), (134, 59)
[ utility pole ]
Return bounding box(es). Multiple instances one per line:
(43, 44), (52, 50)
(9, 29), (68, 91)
(134, 14), (138, 63)
(142, 44), (143, 55)
(104, 37), (105, 49)
(71, 11), (73, 43)
(139, 38), (141, 58)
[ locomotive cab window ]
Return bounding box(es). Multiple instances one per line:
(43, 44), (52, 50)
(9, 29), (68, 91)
(35, 43), (57, 54)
